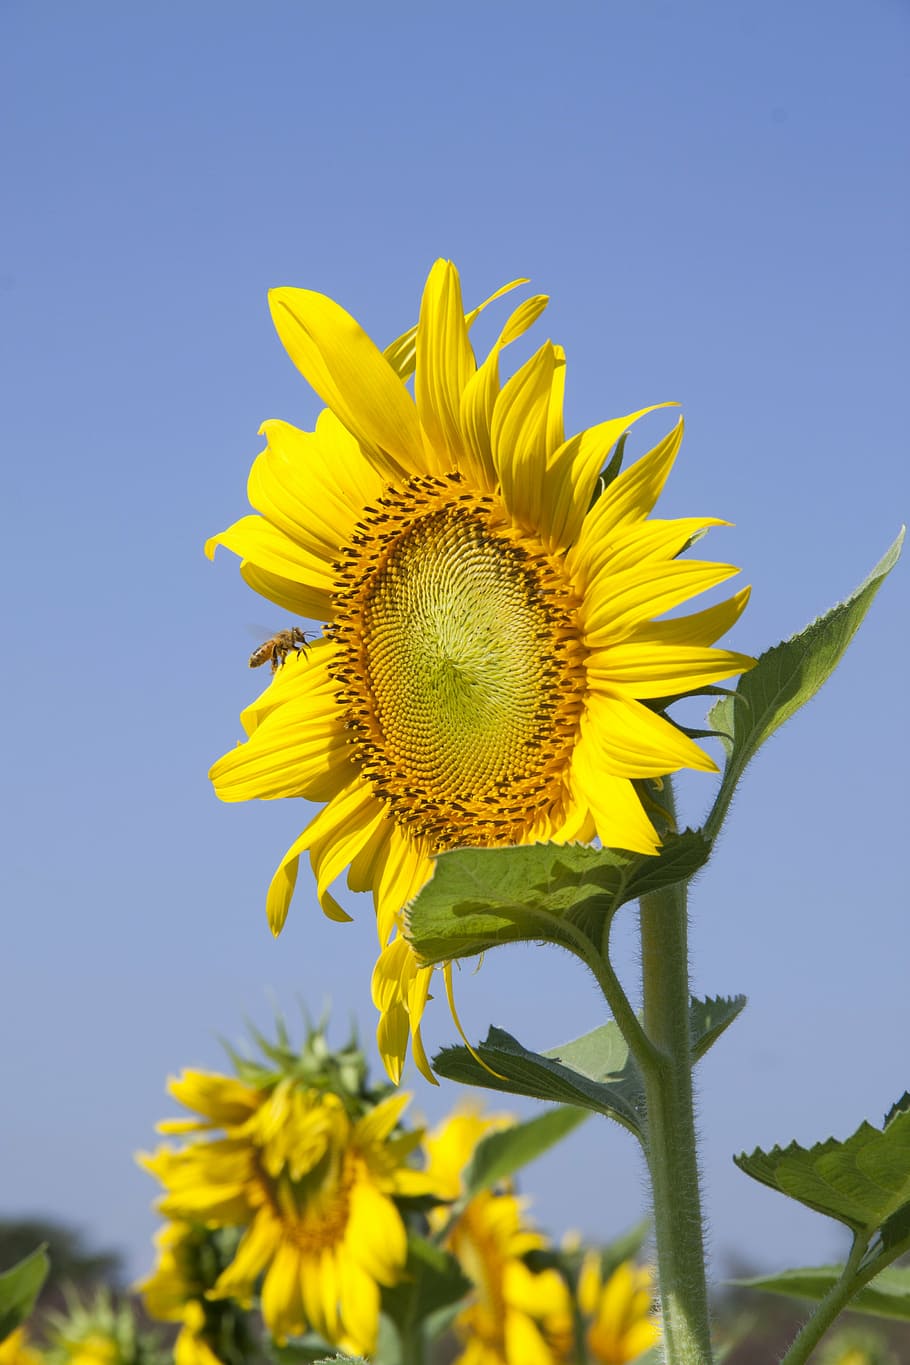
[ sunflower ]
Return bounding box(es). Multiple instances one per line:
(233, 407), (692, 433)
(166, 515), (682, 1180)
(207, 260), (753, 1081)
(139, 1068), (431, 1357)
(137, 1221), (237, 1365)
(424, 1109), (574, 1365)
(0, 1330), (44, 1365)
(578, 1255), (660, 1363)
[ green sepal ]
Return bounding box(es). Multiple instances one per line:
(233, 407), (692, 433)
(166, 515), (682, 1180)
(406, 831), (710, 967)
(704, 529), (904, 843)
(380, 1234), (471, 1343)
(433, 1025), (644, 1138)
(733, 1264), (910, 1322)
(735, 1093), (910, 1244)
(0, 1244), (49, 1342)
(588, 432), (628, 508)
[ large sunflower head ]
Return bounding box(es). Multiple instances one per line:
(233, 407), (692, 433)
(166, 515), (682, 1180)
(208, 260), (753, 1082)
(139, 1067), (432, 1357)
(424, 1107), (574, 1365)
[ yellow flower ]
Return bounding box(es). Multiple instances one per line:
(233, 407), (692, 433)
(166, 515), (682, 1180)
(139, 1069), (432, 1357)
(425, 1109), (574, 1365)
(578, 1255), (660, 1364)
(207, 260), (753, 1082)
(136, 1222), (228, 1365)
(0, 1329), (44, 1365)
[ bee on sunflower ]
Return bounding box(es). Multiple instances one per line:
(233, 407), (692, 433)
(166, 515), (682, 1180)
(207, 261), (752, 1082)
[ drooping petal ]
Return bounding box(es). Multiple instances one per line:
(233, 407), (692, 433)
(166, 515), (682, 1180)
(570, 736), (661, 854)
(269, 287), (428, 480)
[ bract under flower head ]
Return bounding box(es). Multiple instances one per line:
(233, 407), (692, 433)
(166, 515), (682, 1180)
(139, 1068), (432, 1357)
(207, 260), (753, 1082)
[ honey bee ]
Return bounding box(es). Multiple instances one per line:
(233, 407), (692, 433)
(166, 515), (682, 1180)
(249, 627), (311, 673)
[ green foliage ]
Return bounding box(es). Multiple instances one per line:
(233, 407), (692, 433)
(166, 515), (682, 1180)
(433, 1024), (645, 1137)
(0, 1219), (121, 1294)
(0, 1245), (49, 1343)
(735, 1093), (910, 1245)
(734, 1264), (910, 1322)
(459, 1104), (590, 1199)
(690, 994), (747, 1061)
(705, 529), (904, 843)
(406, 831), (710, 966)
(433, 995), (745, 1142)
(381, 1234), (471, 1356)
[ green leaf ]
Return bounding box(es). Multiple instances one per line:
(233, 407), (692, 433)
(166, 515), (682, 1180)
(0, 1245), (50, 1342)
(705, 529), (903, 843)
(734, 1264), (910, 1322)
(735, 1093), (910, 1242)
(690, 994), (747, 1061)
(461, 1105), (590, 1200)
(381, 1235), (471, 1340)
(433, 1025), (645, 1138)
(406, 831), (710, 966)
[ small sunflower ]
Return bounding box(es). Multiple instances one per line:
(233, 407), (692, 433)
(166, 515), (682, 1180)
(139, 1068), (432, 1357)
(137, 1221), (242, 1365)
(208, 260), (753, 1081)
(0, 1330), (44, 1365)
(43, 1293), (160, 1365)
(425, 1109), (574, 1365)
(577, 1255), (660, 1364)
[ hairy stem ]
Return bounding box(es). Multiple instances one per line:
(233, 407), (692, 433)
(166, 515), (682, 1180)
(639, 871), (714, 1365)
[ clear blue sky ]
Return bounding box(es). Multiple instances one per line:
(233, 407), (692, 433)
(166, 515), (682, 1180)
(2, 0), (908, 1288)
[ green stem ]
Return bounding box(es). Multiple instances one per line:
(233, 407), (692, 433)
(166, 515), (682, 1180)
(639, 872), (714, 1365)
(778, 1235), (874, 1365)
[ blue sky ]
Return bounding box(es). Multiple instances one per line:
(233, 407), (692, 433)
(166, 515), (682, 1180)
(2, 0), (908, 1289)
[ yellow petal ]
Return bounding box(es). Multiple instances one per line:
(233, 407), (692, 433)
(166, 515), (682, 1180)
(249, 417), (381, 560)
(166, 1070), (258, 1126)
(581, 690), (718, 778)
(622, 586), (752, 648)
(346, 1181), (407, 1283)
(205, 514), (334, 593)
(577, 514), (730, 594)
(372, 824), (435, 947)
(260, 1242), (305, 1342)
(268, 287), (427, 480)
(569, 740), (661, 855)
(584, 559), (741, 646)
(415, 259), (476, 470)
(460, 293), (549, 488)
(492, 342), (558, 532)
(546, 406), (677, 554)
(588, 642), (755, 698)
(567, 418), (684, 577)
(384, 276), (528, 382)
